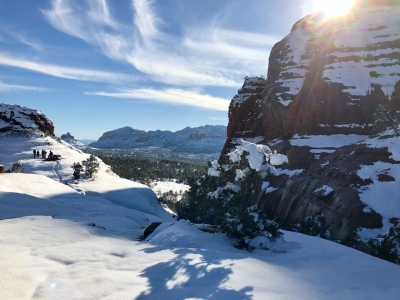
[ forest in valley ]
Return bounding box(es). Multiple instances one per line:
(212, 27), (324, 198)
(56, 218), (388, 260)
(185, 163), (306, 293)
(84, 148), (209, 186)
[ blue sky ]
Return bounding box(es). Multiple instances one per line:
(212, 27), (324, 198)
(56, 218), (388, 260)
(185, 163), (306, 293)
(0, 0), (319, 139)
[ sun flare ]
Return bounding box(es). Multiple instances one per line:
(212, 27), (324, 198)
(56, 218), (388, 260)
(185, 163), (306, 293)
(313, 0), (356, 19)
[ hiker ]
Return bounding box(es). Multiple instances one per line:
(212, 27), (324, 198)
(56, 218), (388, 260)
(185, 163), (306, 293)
(33, 149), (36, 158)
(36, 150), (39, 158)
(49, 150), (53, 159)
(42, 149), (47, 159)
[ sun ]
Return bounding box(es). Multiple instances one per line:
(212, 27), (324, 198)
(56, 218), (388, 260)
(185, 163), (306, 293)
(313, 0), (356, 19)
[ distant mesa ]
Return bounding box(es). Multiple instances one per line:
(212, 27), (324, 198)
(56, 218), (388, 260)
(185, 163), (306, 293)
(0, 103), (54, 136)
(89, 125), (227, 154)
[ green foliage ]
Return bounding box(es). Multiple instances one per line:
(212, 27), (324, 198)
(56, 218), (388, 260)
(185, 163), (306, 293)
(7, 161), (24, 173)
(280, 215), (331, 240)
(71, 162), (83, 179)
(84, 149), (208, 186)
(182, 148), (282, 248)
(367, 218), (400, 264)
(285, 147), (298, 166)
(298, 215), (330, 239)
(82, 154), (99, 178)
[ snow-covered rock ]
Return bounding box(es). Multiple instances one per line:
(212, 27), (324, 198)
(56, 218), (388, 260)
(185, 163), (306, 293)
(219, 1), (400, 260)
(0, 103), (54, 135)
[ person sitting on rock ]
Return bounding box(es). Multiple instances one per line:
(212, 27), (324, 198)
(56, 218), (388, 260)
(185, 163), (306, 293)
(49, 150), (53, 159)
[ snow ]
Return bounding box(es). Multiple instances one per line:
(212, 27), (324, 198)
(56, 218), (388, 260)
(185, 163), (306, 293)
(273, 5), (400, 106)
(151, 180), (189, 198)
(261, 181), (278, 194)
(269, 150), (288, 165)
(314, 185), (334, 197)
(365, 134), (400, 161)
(323, 6), (400, 98)
(276, 168), (304, 177)
(208, 160), (221, 177)
(357, 161), (400, 219)
(0, 104), (44, 131)
(228, 140), (273, 171)
(1, 134), (400, 299)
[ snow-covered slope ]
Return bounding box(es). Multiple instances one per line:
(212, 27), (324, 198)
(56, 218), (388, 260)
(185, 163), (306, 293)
(89, 125), (227, 154)
(0, 136), (173, 227)
(1, 127), (400, 299)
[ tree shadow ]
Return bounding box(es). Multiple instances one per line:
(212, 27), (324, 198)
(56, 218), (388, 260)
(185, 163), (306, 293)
(136, 235), (254, 300)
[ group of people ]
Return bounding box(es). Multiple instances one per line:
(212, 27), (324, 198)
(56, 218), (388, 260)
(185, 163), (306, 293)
(32, 149), (53, 159)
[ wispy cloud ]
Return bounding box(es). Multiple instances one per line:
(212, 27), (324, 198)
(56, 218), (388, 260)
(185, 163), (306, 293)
(42, 0), (279, 87)
(0, 24), (44, 51)
(0, 53), (133, 83)
(0, 80), (47, 92)
(42, 0), (130, 60)
(85, 88), (230, 111)
(13, 33), (44, 51)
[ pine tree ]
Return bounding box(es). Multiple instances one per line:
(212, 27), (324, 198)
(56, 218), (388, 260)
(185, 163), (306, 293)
(184, 141), (286, 249)
(82, 154), (100, 178)
(71, 162), (83, 179)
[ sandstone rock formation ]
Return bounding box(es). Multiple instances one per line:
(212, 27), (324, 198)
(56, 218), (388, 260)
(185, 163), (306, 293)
(220, 76), (266, 157)
(220, 1), (400, 253)
(0, 103), (54, 135)
(262, 3), (400, 139)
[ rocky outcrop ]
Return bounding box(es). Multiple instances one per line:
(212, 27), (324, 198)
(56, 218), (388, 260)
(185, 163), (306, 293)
(260, 141), (387, 241)
(90, 125), (226, 154)
(0, 104), (54, 135)
(61, 132), (85, 148)
(219, 1), (400, 254)
(220, 77), (266, 158)
(262, 3), (400, 139)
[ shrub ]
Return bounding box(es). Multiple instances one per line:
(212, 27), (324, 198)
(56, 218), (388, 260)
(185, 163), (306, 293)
(71, 162), (83, 179)
(7, 161), (24, 173)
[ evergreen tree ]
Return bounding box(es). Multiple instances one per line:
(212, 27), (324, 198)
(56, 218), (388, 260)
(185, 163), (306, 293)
(71, 162), (83, 179)
(82, 154), (100, 178)
(183, 141), (287, 249)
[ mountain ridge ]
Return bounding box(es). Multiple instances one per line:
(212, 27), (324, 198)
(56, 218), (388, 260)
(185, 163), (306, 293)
(89, 125), (227, 154)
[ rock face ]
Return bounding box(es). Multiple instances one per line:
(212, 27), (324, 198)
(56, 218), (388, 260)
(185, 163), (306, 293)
(220, 77), (266, 158)
(262, 2), (400, 139)
(90, 125), (226, 154)
(0, 104), (54, 135)
(61, 132), (85, 148)
(220, 1), (400, 248)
